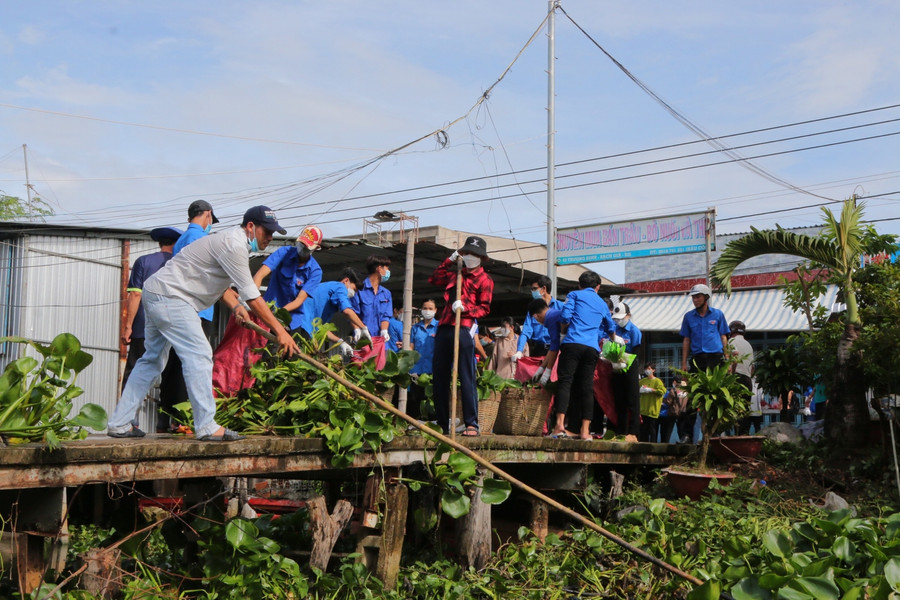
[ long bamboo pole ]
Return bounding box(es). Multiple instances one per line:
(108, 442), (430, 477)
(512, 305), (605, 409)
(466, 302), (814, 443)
(449, 257), (464, 441)
(241, 320), (708, 590)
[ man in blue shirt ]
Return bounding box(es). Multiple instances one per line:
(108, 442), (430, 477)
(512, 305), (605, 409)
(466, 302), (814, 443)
(408, 298), (438, 420)
(527, 298), (564, 387)
(299, 268), (367, 358)
(680, 283), (730, 372)
(549, 271), (615, 440)
(515, 275), (564, 362)
(174, 199), (219, 340)
(252, 226), (323, 333)
(611, 301), (642, 437)
(352, 254), (393, 343)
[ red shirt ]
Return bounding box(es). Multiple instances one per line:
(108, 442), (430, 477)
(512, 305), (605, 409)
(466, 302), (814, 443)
(429, 258), (494, 328)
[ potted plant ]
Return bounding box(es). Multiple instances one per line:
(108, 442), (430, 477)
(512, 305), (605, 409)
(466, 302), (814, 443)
(664, 362), (752, 499)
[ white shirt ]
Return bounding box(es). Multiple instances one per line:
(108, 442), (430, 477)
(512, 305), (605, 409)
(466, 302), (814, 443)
(144, 226), (261, 310)
(729, 334), (754, 378)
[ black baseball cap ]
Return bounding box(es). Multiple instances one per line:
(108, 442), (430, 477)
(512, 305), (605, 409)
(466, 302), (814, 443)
(188, 199), (219, 223)
(242, 205), (287, 234)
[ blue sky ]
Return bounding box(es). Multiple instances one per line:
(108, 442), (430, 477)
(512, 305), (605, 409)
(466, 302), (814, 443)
(2, 1), (900, 282)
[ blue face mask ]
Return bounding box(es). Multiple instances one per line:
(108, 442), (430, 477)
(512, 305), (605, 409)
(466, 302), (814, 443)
(203, 224), (212, 235)
(531, 289), (542, 299)
(247, 225), (259, 253)
(381, 269), (391, 283)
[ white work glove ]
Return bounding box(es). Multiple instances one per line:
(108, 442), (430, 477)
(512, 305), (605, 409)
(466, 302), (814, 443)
(452, 300), (464, 313)
(612, 361), (627, 372)
(353, 327), (372, 343)
(380, 329), (390, 342)
(613, 334), (626, 345)
(338, 342), (354, 358)
(449, 250), (460, 262)
(512, 351), (523, 362)
(532, 366), (545, 382)
(539, 369), (551, 386)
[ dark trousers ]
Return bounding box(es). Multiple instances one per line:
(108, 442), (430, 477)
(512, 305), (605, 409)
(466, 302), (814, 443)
(433, 326), (477, 433)
(688, 352), (725, 372)
(555, 343), (599, 425)
(527, 339), (549, 358)
(659, 415), (677, 443)
(640, 416), (659, 443)
(407, 382), (431, 421)
(612, 366), (641, 436)
(676, 412), (696, 443)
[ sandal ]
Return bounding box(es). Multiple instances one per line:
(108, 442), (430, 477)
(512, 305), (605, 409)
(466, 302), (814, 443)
(461, 426), (480, 437)
(108, 427), (146, 439)
(198, 428), (245, 442)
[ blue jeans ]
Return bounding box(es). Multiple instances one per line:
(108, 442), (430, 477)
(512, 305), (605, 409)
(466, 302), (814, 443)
(108, 291), (220, 438)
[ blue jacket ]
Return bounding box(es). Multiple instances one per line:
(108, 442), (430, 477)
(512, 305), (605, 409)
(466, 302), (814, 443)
(560, 289), (615, 351)
(615, 320), (642, 354)
(387, 317), (404, 352)
(351, 277), (392, 334)
(300, 281), (354, 336)
(262, 247), (322, 331)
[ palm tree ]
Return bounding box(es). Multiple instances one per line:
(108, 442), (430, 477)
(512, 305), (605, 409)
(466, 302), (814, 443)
(710, 198), (869, 446)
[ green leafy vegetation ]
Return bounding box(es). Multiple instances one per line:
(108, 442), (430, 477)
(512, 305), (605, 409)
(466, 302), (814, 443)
(0, 333), (106, 448)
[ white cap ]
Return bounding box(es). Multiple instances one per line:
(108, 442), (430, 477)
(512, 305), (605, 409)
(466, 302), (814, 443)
(612, 303), (628, 319)
(689, 284), (711, 297)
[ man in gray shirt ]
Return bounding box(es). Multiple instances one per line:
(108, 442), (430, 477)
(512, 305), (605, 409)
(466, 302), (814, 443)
(728, 320), (754, 391)
(107, 205), (299, 441)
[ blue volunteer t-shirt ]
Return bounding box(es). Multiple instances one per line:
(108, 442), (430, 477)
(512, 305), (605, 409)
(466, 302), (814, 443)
(410, 319), (438, 375)
(518, 297), (564, 353)
(262, 247), (322, 331)
(300, 281), (354, 336)
(544, 309), (564, 352)
(351, 278), (392, 334)
(560, 289), (615, 351)
(386, 317), (404, 352)
(615, 320), (642, 353)
(680, 306), (730, 354)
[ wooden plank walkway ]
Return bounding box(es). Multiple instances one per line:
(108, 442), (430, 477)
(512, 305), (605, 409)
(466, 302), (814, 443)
(0, 434), (691, 490)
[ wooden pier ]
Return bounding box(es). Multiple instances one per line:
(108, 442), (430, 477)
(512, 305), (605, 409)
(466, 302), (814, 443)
(0, 434), (691, 593)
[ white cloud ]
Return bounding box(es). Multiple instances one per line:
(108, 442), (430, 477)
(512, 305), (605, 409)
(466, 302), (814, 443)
(18, 26), (45, 45)
(14, 65), (138, 107)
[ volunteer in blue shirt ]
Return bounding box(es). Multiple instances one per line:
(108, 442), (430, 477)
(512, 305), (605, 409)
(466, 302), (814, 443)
(527, 298), (564, 387)
(550, 271), (615, 440)
(408, 299), (438, 420)
(298, 268), (367, 358)
(252, 226), (323, 333)
(515, 275), (564, 361)
(680, 283), (730, 372)
(611, 301), (642, 437)
(386, 305), (404, 352)
(174, 199), (219, 339)
(352, 254), (393, 343)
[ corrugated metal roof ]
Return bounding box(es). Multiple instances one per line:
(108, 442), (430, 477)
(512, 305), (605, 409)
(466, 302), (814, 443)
(624, 286), (839, 332)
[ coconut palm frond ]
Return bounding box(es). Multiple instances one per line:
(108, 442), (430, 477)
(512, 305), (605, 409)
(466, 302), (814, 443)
(710, 227), (840, 293)
(821, 201), (866, 275)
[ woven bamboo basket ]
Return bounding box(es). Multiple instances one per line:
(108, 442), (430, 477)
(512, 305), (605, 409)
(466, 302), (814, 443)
(493, 387), (552, 436)
(454, 391), (502, 433)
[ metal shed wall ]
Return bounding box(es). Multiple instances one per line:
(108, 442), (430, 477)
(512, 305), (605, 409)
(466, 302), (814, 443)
(3, 233), (161, 431)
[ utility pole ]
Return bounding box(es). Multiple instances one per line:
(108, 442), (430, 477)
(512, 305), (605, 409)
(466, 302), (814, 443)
(22, 144), (33, 221)
(546, 0), (558, 297)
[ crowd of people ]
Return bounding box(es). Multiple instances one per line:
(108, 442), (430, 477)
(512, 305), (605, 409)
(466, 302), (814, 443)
(109, 203), (774, 443)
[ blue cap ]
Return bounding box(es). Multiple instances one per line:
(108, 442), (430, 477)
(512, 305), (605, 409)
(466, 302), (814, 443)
(150, 227), (183, 243)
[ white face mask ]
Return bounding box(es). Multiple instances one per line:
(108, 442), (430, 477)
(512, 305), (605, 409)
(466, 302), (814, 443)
(462, 254), (481, 269)
(421, 309), (435, 320)
(644, 369), (652, 377)
(614, 317), (628, 327)
(345, 286), (356, 299)
(497, 327), (510, 337)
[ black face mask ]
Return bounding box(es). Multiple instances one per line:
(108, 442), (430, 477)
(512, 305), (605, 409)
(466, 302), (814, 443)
(297, 244), (312, 262)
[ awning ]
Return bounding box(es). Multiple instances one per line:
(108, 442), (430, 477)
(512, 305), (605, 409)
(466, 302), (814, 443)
(623, 286), (839, 333)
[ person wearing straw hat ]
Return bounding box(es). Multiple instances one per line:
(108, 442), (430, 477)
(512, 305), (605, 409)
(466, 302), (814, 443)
(429, 236), (494, 436)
